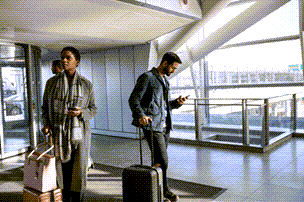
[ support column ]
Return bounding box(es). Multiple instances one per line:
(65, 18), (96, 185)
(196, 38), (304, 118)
(300, 0), (304, 78)
(24, 45), (37, 149)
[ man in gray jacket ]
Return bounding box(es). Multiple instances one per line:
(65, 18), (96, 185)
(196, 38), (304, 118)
(129, 52), (187, 202)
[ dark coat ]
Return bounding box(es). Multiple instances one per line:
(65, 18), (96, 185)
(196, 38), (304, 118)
(129, 67), (180, 132)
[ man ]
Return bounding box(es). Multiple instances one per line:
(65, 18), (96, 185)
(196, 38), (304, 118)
(129, 52), (187, 202)
(51, 59), (63, 74)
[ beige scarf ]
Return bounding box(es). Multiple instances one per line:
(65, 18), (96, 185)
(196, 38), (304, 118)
(50, 71), (83, 163)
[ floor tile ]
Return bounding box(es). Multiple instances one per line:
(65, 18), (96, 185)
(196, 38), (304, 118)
(248, 183), (304, 201)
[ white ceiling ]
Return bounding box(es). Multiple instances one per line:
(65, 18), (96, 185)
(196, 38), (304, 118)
(0, 0), (198, 51)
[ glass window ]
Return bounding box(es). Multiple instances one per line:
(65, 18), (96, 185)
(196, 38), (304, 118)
(224, 0), (299, 45)
(170, 67), (192, 87)
(207, 39), (302, 85)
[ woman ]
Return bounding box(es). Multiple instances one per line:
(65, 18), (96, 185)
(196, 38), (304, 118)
(42, 46), (97, 201)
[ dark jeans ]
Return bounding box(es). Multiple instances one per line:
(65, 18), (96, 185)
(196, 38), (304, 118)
(143, 128), (170, 192)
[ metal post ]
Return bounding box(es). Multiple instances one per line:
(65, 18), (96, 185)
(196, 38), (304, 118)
(291, 94), (297, 131)
(204, 60), (210, 125)
(242, 99), (249, 146)
(194, 99), (201, 140)
(261, 99), (269, 147)
(24, 45), (37, 149)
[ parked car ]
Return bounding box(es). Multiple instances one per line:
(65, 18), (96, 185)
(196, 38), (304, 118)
(4, 94), (23, 116)
(5, 101), (22, 116)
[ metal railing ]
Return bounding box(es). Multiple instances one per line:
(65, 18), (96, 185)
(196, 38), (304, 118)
(177, 92), (303, 148)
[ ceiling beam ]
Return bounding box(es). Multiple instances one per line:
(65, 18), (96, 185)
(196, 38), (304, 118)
(169, 0), (291, 78)
(157, 0), (230, 57)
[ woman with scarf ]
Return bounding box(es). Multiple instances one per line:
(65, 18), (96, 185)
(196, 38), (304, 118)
(42, 46), (97, 201)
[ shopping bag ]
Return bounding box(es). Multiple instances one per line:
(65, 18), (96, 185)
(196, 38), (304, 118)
(23, 142), (57, 192)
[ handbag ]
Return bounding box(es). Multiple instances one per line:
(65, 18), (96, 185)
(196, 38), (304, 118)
(23, 140), (57, 192)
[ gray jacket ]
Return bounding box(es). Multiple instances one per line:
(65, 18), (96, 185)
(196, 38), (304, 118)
(129, 67), (181, 132)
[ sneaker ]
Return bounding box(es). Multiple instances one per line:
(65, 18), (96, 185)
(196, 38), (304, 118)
(164, 190), (179, 202)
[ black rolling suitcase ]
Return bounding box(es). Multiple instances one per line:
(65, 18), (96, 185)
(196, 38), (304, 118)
(122, 124), (164, 202)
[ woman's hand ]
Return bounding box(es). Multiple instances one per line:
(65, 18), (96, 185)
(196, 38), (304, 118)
(42, 125), (51, 135)
(68, 107), (82, 117)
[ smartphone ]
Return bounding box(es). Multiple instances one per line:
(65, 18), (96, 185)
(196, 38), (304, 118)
(68, 107), (78, 111)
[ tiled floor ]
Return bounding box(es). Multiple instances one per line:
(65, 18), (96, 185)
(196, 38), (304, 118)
(90, 135), (304, 201)
(1, 134), (304, 201)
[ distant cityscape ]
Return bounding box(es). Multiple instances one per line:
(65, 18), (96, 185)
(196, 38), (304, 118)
(172, 64), (304, 87)
(208, 69), (303, 85)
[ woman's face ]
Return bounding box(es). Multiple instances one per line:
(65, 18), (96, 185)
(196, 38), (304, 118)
(60, 50), (79, 74)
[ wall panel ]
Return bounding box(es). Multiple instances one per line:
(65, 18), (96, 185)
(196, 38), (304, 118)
(79, 54), (94, 127)
(120, 46), (136, 133)
(91, 50), (108, 130)
(79, 54), (93, 82)
(105, 49), (123, 131)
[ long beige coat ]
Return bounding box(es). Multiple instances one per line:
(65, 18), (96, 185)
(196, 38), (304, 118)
(42, 71), (97, 192)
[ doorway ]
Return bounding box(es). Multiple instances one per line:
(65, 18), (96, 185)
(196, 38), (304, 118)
(0, 44), (31, 159)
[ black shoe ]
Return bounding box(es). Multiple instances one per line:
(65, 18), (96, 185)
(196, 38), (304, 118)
(70, 191), (81, 202)
(164, 190), (179, 202)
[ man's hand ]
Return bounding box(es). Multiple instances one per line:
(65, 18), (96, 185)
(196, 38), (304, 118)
(139, 116), (152, 126)
(68, 107), (82, 117)
(177, 95), (188, 105)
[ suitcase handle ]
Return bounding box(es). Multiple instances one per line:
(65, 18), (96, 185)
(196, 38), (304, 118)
(139, 120), (154, 166)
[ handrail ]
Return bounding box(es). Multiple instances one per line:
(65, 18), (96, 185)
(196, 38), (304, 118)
(183, 91), (304, 101)
(183, 103), (264, 107)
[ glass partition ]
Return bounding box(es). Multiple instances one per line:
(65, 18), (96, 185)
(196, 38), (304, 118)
(268, 94), (293, 132)
(296, 93), (304, 130)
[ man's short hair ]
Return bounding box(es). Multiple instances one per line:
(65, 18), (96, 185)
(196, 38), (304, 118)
(160, 52), (182, 66)
(52, 60), (61, 67)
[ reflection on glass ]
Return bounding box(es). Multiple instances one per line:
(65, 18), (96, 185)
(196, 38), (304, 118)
(2, 67), (25, 122)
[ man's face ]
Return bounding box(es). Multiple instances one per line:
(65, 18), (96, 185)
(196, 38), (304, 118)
(164, 61), (179, 76)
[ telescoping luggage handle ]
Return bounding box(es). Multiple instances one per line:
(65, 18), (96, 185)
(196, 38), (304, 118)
(139, 120), (154, 166)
